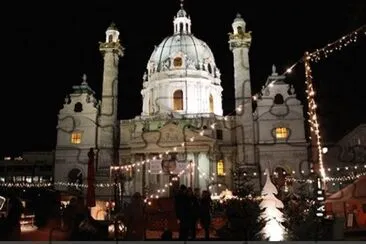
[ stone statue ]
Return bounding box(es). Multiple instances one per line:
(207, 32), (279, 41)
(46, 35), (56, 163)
(64, 96), (70, 104)
(82, 74), (87, 84)
(272, 64), (278, 75)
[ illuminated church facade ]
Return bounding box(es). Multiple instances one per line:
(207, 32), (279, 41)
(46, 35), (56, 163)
(54, 4), (309, 205)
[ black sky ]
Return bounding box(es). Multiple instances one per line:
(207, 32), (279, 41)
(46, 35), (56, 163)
(1, 1), (365, 157)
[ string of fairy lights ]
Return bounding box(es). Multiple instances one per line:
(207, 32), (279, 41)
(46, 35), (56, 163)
(304, 52), (326, 182)
(309, 25), (366, 62)
(302, 24), (365, 183)
(2, 161), (365, 188)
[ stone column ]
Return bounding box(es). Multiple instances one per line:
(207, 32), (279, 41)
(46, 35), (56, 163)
(193, 152), (200, 190)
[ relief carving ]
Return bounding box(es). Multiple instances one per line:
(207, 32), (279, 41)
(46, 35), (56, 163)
(162, 130), (182, 142)
(143, 132), (159, 143)
(158, 125), (183, 143)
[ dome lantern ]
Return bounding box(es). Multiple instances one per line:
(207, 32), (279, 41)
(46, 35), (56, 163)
(173, 0), (191, 34)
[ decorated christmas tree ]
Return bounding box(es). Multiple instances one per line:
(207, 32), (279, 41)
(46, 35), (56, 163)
(259, 168), (286, 241)
(216, 164), (265, 241)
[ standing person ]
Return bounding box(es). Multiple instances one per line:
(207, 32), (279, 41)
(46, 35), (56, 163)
(187, 187), (199, 240)
(6, 195), (23, 240)
(174, 185), (189, 240)
(199, 190), (212, 240)
(125, 192), (145, 241)
(0, 213), (6, 240)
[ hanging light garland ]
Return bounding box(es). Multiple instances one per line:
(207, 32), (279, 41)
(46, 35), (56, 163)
(304, 52), (326, 182)
(309, 25), (366, 62)
(301, 24), (366, 191)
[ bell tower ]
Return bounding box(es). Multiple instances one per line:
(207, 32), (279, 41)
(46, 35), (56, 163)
(98, 22), (124, 169)
(228, 14), (255, 166)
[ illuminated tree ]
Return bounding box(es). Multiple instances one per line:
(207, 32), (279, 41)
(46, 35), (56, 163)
(259, 168), (286, 241)
(216, 164), (265, 241)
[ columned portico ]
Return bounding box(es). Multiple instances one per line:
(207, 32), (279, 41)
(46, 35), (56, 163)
(128, 149), (214, 197)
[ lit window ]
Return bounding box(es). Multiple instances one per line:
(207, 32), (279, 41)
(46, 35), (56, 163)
(173, 90), (183, 111)
(217, 160), (225, 176)
(71, 132), (82, 144)
(173, 57), (182, 67)
(209, 94), (214, 113)
(275, 127), (288, 139)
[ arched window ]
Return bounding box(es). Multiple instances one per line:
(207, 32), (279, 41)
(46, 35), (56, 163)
(180, 23), (183, 32)
(207, 63), (212, 74)
(209, 94), (214, 113)
(274, 94), (284, 104)
(74, 102), (83, 112)
(173, 90), (183, 111)
(108, 35), (113, 43)
(173, 57), (182, 67)
(148, 99), (152, 115)
(237, 26), (243, 35)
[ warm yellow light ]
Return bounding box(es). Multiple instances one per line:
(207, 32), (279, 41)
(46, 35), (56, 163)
(275, 127), (288, 139)
(71, 132), (82, 144)
(217, 160), (225, 176)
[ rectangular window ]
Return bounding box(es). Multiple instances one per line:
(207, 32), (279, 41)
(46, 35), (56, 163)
(275, 127), (288, 139)
(217, 160), (225, 176)
(71, 132), (82, 144)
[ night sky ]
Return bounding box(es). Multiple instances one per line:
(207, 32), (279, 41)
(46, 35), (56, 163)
(1, 1), (365, 157)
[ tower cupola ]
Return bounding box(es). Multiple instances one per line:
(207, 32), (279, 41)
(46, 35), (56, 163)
(173, 0), (191, 34)
(105, 22), (120, 43)
(232, 13), (246, 35)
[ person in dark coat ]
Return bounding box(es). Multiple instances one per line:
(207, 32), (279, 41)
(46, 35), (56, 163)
(187, 187), (200, 240)
(199, 190), (212, 240)
(125, 192), (145, 241)
(0, 213), (7, 240)
(6, 195), (23, 240)
(174, 185), (189, 240)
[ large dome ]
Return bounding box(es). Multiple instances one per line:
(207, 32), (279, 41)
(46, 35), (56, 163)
(140, 5), (223, 117)
(148, 34), (216, 72)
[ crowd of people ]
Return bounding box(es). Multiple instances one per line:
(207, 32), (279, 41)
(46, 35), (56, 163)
(0, 185), (213, 241)
(174, 185), (212, 240)
(123, 184), (213, 241)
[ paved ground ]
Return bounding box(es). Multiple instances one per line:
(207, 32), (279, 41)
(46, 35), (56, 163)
(21, 228), (217, 241)
(20, 224), (218, 241)
(146, 229), (218, 240)
(22, 226), (366, 241)
(344, 228), (366, 241)
(21, 226), (69, 241)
